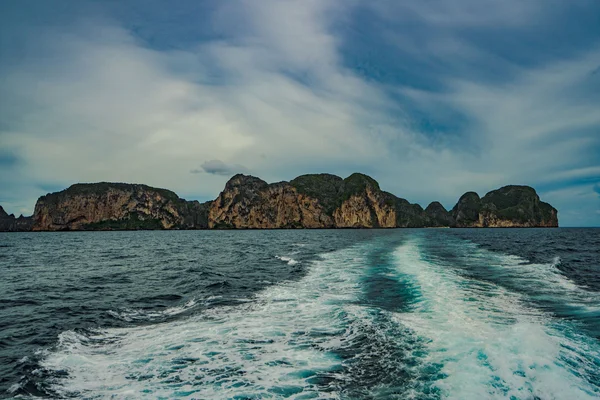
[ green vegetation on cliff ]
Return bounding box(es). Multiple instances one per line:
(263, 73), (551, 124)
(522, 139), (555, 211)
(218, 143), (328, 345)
(425, 201), (455, 227)
(44, 182), (180, 203)
(290, 174), (344, 214)
(291, 173), (386, 217)
(452, 185), (558, 227)
(32, 182), (210, 231)
(0, 174), (558, 231)
(340, 173), (380, 200)
(82, 213), (165, 230)
(451, 192), (482, 226)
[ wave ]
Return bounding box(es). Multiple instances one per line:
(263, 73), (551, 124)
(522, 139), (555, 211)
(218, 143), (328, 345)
(477, 246), (600, 317)
(107, 298), (199, 322)
(39, 245), (369, 398)
(435, 238), (600, 321)
(391, 240), (600, 399)
(275, 255), (299, 265)
(33, 236), (600, 399)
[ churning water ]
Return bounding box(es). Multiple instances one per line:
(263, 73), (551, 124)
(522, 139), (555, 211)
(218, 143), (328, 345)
(1, 229), (599, 399)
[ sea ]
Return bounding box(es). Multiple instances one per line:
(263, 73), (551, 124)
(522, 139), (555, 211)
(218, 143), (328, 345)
(1, 228), (599, 399)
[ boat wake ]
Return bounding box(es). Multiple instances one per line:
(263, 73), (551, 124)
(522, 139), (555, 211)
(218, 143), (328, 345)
(107, 299), (200, 322)
(37, 236), (600, 399)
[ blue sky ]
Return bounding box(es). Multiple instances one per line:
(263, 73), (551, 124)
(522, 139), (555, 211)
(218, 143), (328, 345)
(1, 0), (599, 226)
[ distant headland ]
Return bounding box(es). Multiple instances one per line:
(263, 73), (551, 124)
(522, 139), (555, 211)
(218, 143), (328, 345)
(0, 173), (558, 231)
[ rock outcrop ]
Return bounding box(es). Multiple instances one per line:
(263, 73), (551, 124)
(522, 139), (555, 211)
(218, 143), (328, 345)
(451, 192), (482, 227)
(331, 174), (397, 228)
(208, 175), (334, 229)
(0, 206), (33, 231)
(451, 185), (558, 227)
(207, 173), (431, 229)
(0, 175), (559, 231)
(31, 183), (210, 231)
(424, 202), (455, 227)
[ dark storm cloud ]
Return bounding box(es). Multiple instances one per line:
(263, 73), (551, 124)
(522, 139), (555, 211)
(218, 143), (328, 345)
(192, 160), (248, 176)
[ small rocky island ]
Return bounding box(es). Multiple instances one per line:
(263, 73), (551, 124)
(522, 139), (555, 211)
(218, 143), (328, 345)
(0, 173), (558, 231)
(0, 206), (34, 232)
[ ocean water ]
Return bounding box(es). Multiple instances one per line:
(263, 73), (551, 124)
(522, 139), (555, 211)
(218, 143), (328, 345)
(0, 229), (599, 399)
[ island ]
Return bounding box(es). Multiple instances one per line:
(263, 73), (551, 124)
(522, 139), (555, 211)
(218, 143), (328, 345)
(0, 173), (558, 231)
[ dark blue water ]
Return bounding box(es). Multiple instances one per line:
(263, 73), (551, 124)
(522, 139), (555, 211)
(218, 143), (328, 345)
(1, 229), (599, 399)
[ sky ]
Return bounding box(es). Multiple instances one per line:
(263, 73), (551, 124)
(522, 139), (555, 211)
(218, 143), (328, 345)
(1, 0), (599, 226)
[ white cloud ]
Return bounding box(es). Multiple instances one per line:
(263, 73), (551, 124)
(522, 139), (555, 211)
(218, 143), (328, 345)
(0, 2), (393, 211)
(1, 0), (599, 226)
(540, 184), (600, 226)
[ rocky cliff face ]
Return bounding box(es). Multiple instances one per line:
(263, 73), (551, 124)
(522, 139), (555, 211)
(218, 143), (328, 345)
(0, 206), (33, 232)
(424, 202), (455, 227)
(451, 192), (483, 227)
(0, 174), (559, 231)
(31, 183), (210, 231)
(208, 173), (435, 229)
(452, 185), (558, 227)
(208, 175), (334, 229)
(332, 188), (396, 228)
(331, 174), (398, 228)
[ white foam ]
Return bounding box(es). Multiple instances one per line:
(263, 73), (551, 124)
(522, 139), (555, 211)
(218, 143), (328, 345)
(392, 240), (599, 399)
(41, 246), (368, 398)
(7, 382), (23, 394)
(496, 253), (582, 291)
(108, 299), (199, 322)
(275, 255), (299, 266)
(471, 244), (600, 314)
(35, 236), (600, 399)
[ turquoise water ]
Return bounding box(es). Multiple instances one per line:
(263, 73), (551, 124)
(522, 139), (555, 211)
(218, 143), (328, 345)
(1, 229), (599, 399)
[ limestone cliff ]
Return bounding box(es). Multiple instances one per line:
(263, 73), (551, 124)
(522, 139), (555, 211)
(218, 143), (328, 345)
(208, 175), (334, 228)
(0, 174), (559, 231)
(0, 206), (33, 232)
(332, 174), (397, 228)
(424, 202), (455, 227)
(451, 192), (482, 227)
(32, 183), (210, 231)
(209, 173), (431, 229)
(452, 185), (558, 227)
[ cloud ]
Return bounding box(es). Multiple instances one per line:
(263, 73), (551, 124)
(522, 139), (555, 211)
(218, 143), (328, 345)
(0, 0), (391, 211)
(541, 183), (600, 226)
(372, 0), (545, 28)
(0, 150), (20, 167)
(0, 0), (599, 226)
(191, 159), (248, 176)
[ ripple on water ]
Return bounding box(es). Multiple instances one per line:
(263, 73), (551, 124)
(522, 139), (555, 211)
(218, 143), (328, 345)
(2, 229), (600, 399)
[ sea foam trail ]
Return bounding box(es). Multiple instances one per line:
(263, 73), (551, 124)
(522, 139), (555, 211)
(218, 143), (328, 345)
(439, 239), (600, 339)
(107, 299), (199, 322)
(392, 240), (600, 400)
(452, 241), (600, 312)
(33, 236), (600, 399)
(40, 249), (367, 399)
